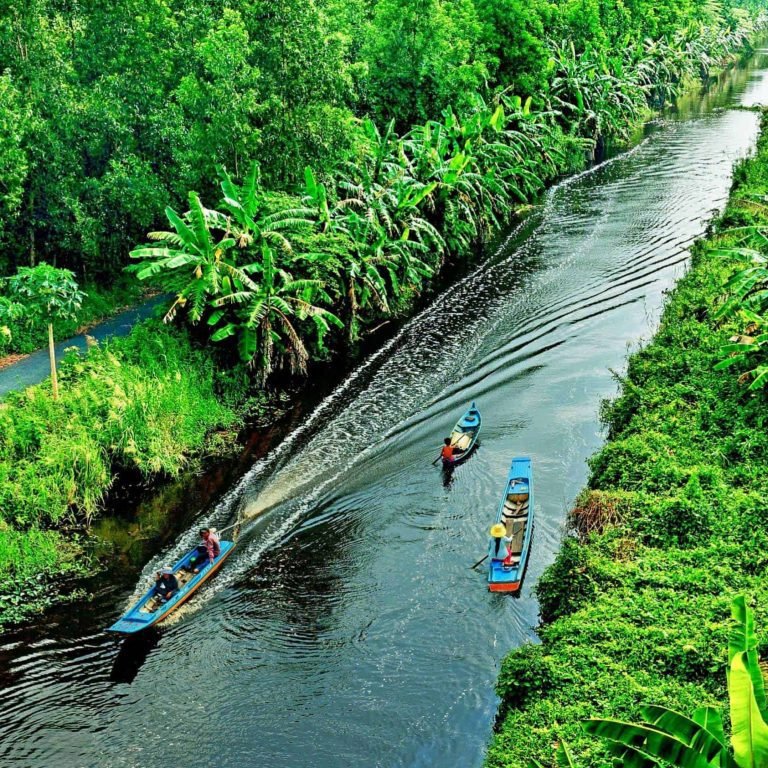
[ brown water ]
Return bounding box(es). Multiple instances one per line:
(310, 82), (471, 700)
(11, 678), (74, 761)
(3, 54), (768, 768)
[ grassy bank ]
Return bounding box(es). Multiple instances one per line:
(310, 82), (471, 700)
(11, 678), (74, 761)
(486, 113), (768, 766)
(0, 322), (251, 629)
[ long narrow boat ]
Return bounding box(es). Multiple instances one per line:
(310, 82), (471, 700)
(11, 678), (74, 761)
(441, 402), (482, 466)
(488, 457), (533, 593)
(107, 540), (236, 634)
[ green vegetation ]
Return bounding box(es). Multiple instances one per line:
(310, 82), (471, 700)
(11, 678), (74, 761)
(130, 105), (556, 361)
(1, 0), (766, 630)
(0, 277), (143, 357)
(713, 166), (768, 390)
(531, 597), (768, 768)
(487, 113), (768, 767)
(0, 322), (248, 629)
(123, 3), (767, 378)
(2, 264), (84, 399)
(1, 0), (764, 287)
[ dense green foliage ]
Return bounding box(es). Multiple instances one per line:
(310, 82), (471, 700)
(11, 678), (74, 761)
(0, 322), (248, 628)
(130, 102), (560, 363)
(712, 149), (768, 389)
(486, 113), (768, 767)
(1, 0), (764, 286)
(530, 598), (768, 768)
(123, 1), (768, 377)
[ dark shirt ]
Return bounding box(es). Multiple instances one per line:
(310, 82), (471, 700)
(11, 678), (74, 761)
(156, 574), (179, 598)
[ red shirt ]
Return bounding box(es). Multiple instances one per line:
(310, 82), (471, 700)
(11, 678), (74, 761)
(441, 445), (454, 460)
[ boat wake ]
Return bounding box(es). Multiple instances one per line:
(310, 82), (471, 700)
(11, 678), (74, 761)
(122, 112), (759, 621)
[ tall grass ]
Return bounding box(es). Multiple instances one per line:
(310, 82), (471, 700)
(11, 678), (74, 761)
(0, 322), (246, 525)
(0, 321), (248, 627)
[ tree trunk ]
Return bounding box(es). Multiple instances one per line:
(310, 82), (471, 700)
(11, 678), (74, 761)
(29, 192), (36, 266)
(48, 322), (59, 401)
(347, 276), (358, 347)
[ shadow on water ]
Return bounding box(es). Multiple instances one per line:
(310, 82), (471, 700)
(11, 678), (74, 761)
(441, 463), (457, 489)
(109, 629), (161, 685)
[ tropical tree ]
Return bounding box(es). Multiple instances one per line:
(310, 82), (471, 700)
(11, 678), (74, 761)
(129, 163), (315, 324)
(549, 40), (646, 153)
(128, 191), (239, 323)
(714, 237), (768, 390)
(213, 162), (315, 258)
(715, 308), (768, 390)
(129, 163), (341, 382)
(403, 100), (549, 253)
(327, 119), (443, 339)
(4, 264), (84, 400)
(207, 246), (342, 382)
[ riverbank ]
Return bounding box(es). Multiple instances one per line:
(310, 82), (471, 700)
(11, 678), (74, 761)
(1, 18), (766, 635)
(486, 111), (768, 767)
(0, 322), (258, 629)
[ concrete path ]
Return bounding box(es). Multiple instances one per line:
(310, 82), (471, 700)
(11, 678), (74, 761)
(0, 294), (169, 399)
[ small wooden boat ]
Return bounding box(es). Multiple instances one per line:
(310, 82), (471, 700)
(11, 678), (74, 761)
(441, 402), (482, 466)
(488, 457), (533, 593)
(107, 539), (236, 634)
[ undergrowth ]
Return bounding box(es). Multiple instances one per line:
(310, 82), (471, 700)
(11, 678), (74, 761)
(0, 321), (249, 629)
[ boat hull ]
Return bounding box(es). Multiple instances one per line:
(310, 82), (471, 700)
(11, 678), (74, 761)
(107, 540), (235, 634)
(488, 457), (533, 593)
(441, 403), (482, 466)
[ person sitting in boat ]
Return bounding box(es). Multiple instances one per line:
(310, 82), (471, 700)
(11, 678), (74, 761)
(440, 438), (456, 462)
(155, 567), (179, 602)
(490, 523), (512, 562)
(190, 528), (221, 574)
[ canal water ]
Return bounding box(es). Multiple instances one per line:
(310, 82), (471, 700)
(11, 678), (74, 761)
(3, 55), (768, 768)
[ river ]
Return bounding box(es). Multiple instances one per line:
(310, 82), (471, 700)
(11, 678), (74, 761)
(3, 54), (768, 768)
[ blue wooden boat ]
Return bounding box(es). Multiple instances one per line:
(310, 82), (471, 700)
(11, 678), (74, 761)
(441, 402), (482, 466)
(488, 457), (533, 593)
(107, 539), (236, 634)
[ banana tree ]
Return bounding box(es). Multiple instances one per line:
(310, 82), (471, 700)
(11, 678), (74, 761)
(208, 244), (342, 383)
(577, 596), (768, 768)
(549, 41), (646, 152)
(714, 243), (768, 390)
(128, 191), (241, 323)
(332, 123), (443, 339)
(403, 102), (547, 253)
(214, 162), (315, 255)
